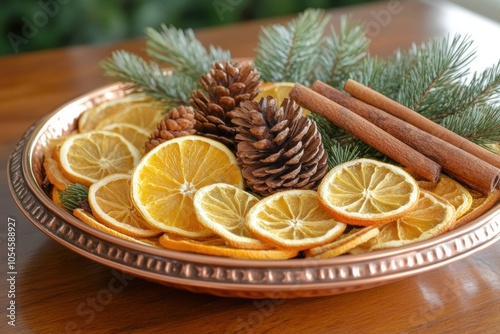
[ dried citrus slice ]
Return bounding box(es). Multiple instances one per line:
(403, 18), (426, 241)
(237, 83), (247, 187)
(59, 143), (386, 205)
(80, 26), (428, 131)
(102, 123), (149, 153)
(78, 96), (142, 132)
(454, 188), (500, 228)
(318, 158), (420, 226)
(351, 190), (456, 252)
(255, 82), (310, 116)
(95, 102), (163, 132)
(131, 135), (244, 238)
(58, 131), (140, 187)
(44, 155), (72, 191)
(418, 174), (472, 219)
(88, 174), (161, 238)
(245, 190), (347, 250)
(74, 208), (161, 247)
(305, 226), (380, 258)
(158, 234), (298, 260)
(193, 183), (271, 250)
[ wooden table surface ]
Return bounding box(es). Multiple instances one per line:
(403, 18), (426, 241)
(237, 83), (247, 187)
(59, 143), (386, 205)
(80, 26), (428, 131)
(1, 1), (499, 333)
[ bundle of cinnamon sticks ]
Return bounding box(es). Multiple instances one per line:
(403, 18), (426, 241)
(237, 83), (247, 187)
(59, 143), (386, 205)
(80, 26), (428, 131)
(289, 79), (500, 195)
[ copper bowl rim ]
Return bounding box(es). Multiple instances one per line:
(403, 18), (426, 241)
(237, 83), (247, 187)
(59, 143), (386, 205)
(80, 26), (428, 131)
(8, 82), (500, 298)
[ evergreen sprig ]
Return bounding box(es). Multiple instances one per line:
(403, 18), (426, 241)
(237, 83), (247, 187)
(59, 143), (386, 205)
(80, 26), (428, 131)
(313, 16), (369, 89)
(254, 8), (329, 85)
(59, 184), (90, 212)
(145, 25), (231, 79)
(100, 50), (197, 109)
(100, 9), (499, 166)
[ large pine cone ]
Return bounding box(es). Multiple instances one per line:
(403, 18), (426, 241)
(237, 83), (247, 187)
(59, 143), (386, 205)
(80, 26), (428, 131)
(229, 96), (328, 197)
(145, 105), (197, 153)
(191, 61), (261, 150)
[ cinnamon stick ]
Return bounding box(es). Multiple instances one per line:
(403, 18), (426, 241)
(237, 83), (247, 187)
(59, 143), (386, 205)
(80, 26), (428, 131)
(289, 83), (441, 182)
(311, 80), (500, 194)
(344, 79), (500, 170)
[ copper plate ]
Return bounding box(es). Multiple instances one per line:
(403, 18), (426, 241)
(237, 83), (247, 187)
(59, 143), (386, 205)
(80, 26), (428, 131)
(8, 83), (500, 298)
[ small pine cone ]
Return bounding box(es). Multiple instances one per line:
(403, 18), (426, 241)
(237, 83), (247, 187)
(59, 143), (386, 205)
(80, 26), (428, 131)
(145, 106), (197, 153)
(191, 61), (261, 150)
(229, 96), (328, 197)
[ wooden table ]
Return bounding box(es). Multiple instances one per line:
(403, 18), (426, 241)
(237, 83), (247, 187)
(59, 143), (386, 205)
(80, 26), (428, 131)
(1, 1), (499, 333)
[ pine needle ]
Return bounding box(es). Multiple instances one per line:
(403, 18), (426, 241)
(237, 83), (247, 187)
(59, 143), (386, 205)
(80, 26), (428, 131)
(59, 184), (90, 212)
(146, 25), (231, 79)
(254, 8), (329, 85)
(313, 16), (369, 89)
(100, 50), (197, 109)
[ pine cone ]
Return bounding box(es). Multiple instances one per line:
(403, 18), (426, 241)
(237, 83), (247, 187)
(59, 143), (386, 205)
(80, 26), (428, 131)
(145, 105), (197, 153)
(229, 96), (328, 197)
(191, 61), (261, 150)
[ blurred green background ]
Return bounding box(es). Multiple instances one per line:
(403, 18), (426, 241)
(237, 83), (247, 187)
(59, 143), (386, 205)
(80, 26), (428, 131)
(1, 0), (376, 56)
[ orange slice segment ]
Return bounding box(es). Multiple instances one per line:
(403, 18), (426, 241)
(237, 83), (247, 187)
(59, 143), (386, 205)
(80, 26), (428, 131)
(193, 183), (271, 250)
(305, 226), (380, 258)
(58, 131), (140, 187)
(102, 123), (149, 153)
(131, 135), (244, 239)
(158, 234), (298, 260)
(350, 190), (456, 252)
(418, 174), (472, 219)
(318, 158), (420, 226)
(94, 102), (164, 132)
(74, 208), (161, 247)
(245, 190), (347, 250)
(88, 174), (161, 238)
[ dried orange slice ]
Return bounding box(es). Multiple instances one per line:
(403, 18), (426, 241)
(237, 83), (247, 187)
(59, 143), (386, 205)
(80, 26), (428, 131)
(74, 208), (161, 247)
(245, 190), (347, 250)
(95, 102), (163, 132)
(305, 226), (380, 258)
(158, 234), (298, 260)
(418, 174), (472, 219)
(350, 190), (456, 252)
(255, 82), (310, 116)
(78, 96), (146, 132)
(58, 131), (140, 187)
(88, 174), (161, 238)
(454, 188), (500, 228)
(44, 155), (72, 191)
(318, 159), (420, 226)
(131, 135), (244, 239)
(193, 183), (271, 249)
(102, 123), (149, 153)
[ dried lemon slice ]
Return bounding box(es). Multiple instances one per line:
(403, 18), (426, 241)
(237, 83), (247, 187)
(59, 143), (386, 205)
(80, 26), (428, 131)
(305, 226), (380, 258)
(193, 183), (271, 250)
(418, 174), (472, 219)
(159, 234), (298, 260)
(74, 208), (161, 247)
(318, 158), (420, 226)
(102, 123), (149, 153)
(350, 190), (456, 252)
(58, 131), (140, 187)
(88, 174), (161, 238)
(246, 190), (347, 250)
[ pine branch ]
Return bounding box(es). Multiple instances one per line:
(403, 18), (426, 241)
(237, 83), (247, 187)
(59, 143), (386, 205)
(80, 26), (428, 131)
(440, 104), (500, 145)
(145, 25), (231, 79)
(100, 50), (197, 109)
(395, 35), (476, 116)
(254, 9), (329, 85)
(59, 184), (90, 212)
(313, 16), (369, 89)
